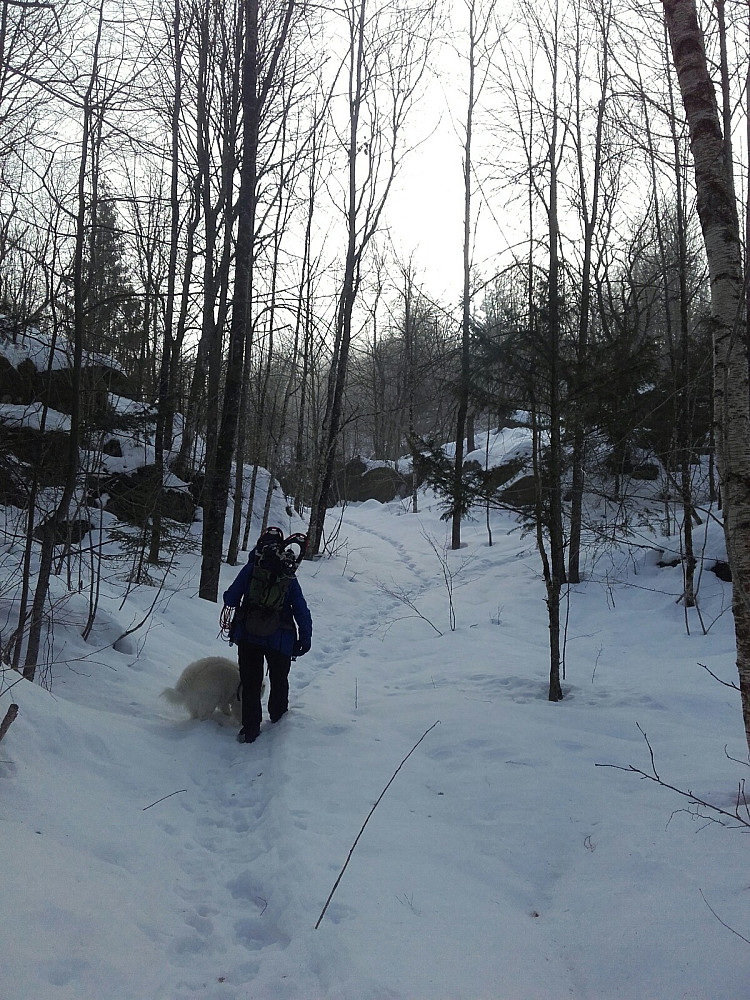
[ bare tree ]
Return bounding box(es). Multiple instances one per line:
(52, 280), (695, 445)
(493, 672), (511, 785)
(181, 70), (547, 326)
(662, 0), (750, 754)
(307, 0), (437, 557)
(451, 0), (500, 550)
(199, 0), (298, 601)
(567, 0), (612, 583)
(499, 0), (569, 700)
(24, 2), (107, 677)
(173, 0), (244, 487)
(148, 0), (187, 566)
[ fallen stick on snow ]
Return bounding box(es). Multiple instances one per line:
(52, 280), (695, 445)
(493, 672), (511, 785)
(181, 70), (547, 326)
(142, 788), (187, 811)
(314, 719), (440, 930)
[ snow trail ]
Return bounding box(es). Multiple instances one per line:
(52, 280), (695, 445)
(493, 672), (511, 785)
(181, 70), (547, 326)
(3, 489), (749, 998)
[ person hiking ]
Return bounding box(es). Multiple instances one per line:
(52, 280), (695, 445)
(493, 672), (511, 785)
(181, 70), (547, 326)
(223, 528), (313, 744)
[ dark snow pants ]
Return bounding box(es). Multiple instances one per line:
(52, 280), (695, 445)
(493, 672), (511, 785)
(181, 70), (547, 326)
(237, 642), (291, 737)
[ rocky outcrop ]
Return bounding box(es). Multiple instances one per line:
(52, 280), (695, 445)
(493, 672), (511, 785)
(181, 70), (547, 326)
(98, 466), (196, 526)
(0, 455), (29, 508)
(0, 328), (130, 415)
(332, 457), (409, 504)
(33, 516), (93, 545)
(2, 425), (72, 489)
(499, 474), (537, 509)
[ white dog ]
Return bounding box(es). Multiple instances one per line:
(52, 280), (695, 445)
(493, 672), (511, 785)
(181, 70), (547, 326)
(162, 656), (247, 723)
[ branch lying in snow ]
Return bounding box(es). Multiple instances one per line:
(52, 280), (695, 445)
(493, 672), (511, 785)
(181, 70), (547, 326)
(142, 789), (187, 811)
(315, 720), (441, 930)
(700, 889), (750, 946)
(595, 724), (750, 830)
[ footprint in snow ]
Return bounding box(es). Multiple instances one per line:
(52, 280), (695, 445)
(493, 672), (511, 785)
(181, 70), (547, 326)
(234, 917), (290, 951)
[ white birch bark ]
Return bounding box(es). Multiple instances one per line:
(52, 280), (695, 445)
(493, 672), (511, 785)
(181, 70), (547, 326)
(663, 0), (750, 754)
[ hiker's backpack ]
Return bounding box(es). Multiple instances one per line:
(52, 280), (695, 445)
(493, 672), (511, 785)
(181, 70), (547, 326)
(237, 528), (307, 637)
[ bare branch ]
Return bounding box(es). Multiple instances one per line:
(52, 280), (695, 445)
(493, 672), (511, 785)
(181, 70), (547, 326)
(596, 726), (750, 829)
(698, 662), (740, 692)
(315, 720), (440, 929)
(699, 890), (750, 947)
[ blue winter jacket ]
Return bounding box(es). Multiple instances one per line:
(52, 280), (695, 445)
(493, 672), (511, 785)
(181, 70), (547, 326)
(223, 552), (313, 657)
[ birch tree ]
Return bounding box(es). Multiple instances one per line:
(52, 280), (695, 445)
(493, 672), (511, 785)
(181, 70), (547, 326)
(662, 0), (750, 754)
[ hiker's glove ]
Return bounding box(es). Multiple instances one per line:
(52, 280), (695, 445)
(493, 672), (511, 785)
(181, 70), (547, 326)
(294, 637), (311, 657)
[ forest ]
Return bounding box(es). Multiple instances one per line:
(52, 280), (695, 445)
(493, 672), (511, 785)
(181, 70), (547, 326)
(1, 0), (750, 755)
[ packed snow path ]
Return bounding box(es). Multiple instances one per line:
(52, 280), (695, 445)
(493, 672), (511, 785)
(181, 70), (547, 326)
(3, 496), (749, 999)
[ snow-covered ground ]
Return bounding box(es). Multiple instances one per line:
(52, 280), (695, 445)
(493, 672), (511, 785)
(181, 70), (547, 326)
(0, 322), (123, 375)
(0, 402), (72, 434)
(1, 463), (749, 999)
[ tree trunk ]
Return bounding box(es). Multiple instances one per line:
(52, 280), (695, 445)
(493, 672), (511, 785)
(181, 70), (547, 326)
(24, 3), (105, 675)
(662, 0), (750, 753)
(545, 2), (566, 634)
(148, 0), (182, 566)
(452, 0), (476, 552)
(0, 704), (19, 744)
(664, 27), (696, 607)
(199, 0), (295, 599)
(293, 133), (317, 517)
(532, 397), (562, 702)
(308, 0), (366, 558)
(568, 3), (610, 584)
(174, 0), (241, 487)
(402, 263), (419, 514)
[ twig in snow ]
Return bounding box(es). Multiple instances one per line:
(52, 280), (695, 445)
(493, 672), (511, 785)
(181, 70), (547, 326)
(591, 645), (603, 684)
(314, 720), (440, 929)
(376, 581), (443, 636)
(699, 889), (750, 946)
(142, 788), (187, 811)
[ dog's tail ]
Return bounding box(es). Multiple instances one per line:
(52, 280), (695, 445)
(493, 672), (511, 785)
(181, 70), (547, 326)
(161, 686), (184, 706)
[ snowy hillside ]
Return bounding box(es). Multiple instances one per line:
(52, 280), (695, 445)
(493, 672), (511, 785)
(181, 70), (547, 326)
(1, 442), (749, 998)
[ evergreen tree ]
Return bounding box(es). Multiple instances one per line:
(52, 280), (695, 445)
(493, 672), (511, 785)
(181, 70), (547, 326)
(81, 195), (141, 366)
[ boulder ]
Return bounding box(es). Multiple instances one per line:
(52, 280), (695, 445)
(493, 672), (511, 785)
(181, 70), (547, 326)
(103, 465), (196, 525)
(0, 457), (28, 508)
(102, 437), (123, 458)
(357, 466), (409, 503)
(482, 457), (525, 492)
(331, 457), (367, 501)
(631, 462), (659, 481)
(0, 352), (27, 402)
(499, 474), (537, 509)
(2, 426), (72, 487)
(33, 516), (93, 545)
(332, 457), (408, 504)
(711, 559), (732, 582)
